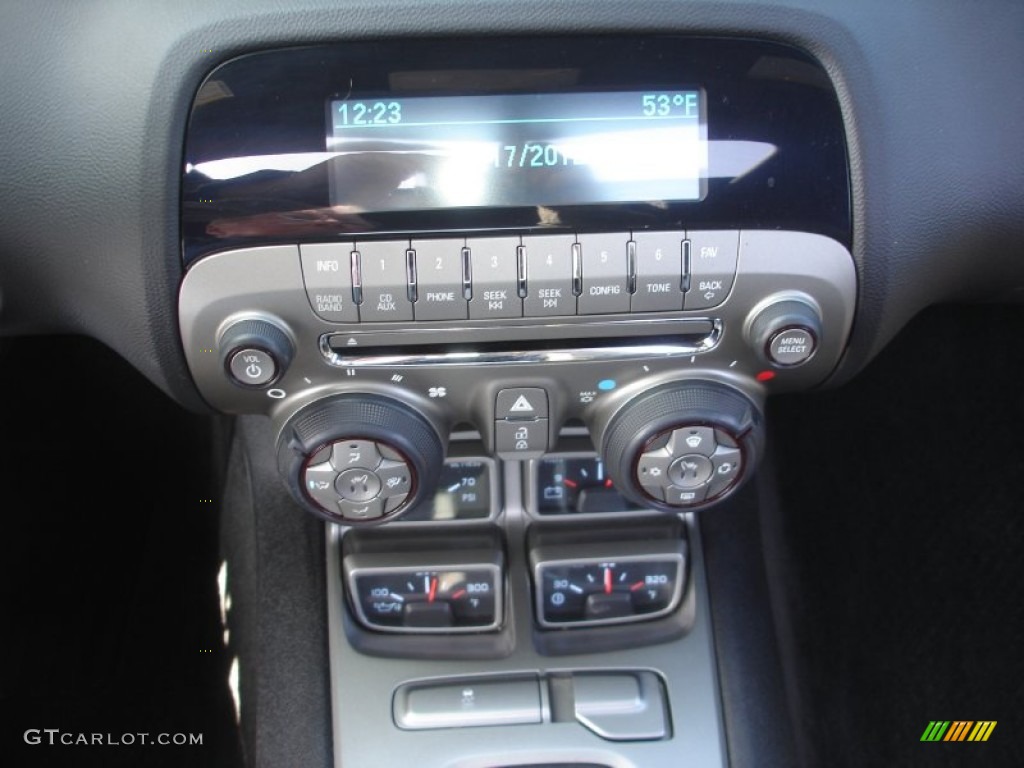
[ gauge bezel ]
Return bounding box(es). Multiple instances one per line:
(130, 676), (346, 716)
(533, 550), (685, 629)
(346, 558), (503, 634)
(394, 453), (499, 524)
(525, 451), (664, 521)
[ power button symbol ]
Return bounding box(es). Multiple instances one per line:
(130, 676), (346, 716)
(229, 348), (277, 387)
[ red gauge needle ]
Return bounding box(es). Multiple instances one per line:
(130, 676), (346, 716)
(428, 577), (438, 603)
(604, 567), (613, 595)
(451, 588), (466, 600)
(630, 581), (646, 592)
(564, 478), (578, 488)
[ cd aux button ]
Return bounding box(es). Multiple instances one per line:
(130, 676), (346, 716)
(355, 240), (414, 322)
(299, 243), (359, 323)
(467, 237), (522, 319)
(522, 234), (576, 317)
(412, 239), (468, 321)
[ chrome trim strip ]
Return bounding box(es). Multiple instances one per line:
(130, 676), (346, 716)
(321, 318), (722, 367)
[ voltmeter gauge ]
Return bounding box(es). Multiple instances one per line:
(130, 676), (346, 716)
(531, 454), (647, 516)
(346, 560), (502, 633)
(533, 551), (685, 628)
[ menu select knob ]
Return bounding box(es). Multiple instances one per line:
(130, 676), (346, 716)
(747, 298), (821, 368)
(277, 394), (445, 524)
(599, 381), (762, 512)
(219, 318), (294, 388)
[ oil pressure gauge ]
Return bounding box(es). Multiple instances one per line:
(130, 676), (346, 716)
(343, 547), (503, 634)
(530, 540), (686, 628)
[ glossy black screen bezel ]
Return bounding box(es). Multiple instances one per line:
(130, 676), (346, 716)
(182, 36), (851, 266)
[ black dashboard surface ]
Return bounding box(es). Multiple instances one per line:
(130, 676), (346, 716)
(1, 0), (1023, 405)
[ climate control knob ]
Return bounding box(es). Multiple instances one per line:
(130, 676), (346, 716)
(598, 381), (762, 511)
(277, 394), (445, 524)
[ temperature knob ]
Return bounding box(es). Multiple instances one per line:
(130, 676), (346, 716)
(277, 394), (445, 524)
(598, 380), (763, 511)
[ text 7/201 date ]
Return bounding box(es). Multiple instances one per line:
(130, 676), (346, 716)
(494, 143), (582, 169)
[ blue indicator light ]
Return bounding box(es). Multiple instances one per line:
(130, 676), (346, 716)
(597, 379), (617, 391)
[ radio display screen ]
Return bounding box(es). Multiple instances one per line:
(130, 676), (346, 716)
(326, 90), (707, 213)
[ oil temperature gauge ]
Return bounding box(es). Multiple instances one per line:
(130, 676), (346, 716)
(345, 554), (503, 633)
(532, 545), (686, 628)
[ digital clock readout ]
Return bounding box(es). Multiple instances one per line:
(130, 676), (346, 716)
(335, 100), (403, 126)
(327, 90), (706, 211)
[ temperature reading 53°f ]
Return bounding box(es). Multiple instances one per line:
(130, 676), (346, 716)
(641, 93), (699, 118)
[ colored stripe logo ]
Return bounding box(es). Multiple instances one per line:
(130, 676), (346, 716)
(921, 721), (996, 742)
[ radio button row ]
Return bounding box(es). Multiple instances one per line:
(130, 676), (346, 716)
(299, 243), (359, 322)
(411, 239), (467, 321)
(685, 230), (739, 310)
(357, 241), (414, 321)
(467, 236), (522, 319)
(299, 231), (739, 322)
(523, 234), (576, 317)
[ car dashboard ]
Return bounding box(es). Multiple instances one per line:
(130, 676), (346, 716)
(1, 2), (1023, 767)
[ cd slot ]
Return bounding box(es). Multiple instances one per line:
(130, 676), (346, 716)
(323, 318), (719, 367)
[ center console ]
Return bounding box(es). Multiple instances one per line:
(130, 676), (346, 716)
(179, 34), (853, 767)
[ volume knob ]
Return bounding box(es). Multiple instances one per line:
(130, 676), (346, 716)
(219, 318), (294, 388)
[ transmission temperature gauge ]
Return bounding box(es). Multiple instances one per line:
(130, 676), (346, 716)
(344, 548), (503, 634)
(531, 540), (686, 628)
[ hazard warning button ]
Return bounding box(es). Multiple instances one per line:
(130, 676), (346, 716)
(495, 388), (549, 420)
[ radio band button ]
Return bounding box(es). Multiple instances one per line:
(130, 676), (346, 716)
(299, 242), (359, 322)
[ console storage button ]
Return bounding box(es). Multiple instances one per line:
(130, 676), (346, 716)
(573, 671), (668, 741)
(393, 677), (542, 730)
